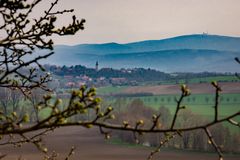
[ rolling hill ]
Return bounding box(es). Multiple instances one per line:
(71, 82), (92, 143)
(42, 34), (240, 73)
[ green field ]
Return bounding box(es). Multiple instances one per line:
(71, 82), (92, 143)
(160, 75), (239, 85)
(105, 93), (240, 116)
(135, 75), (240, 86)
(104, 93), (240, 133)
(96, 75), (239, 95)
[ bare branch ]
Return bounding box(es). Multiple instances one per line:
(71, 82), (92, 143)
(204, 128), (223, 160)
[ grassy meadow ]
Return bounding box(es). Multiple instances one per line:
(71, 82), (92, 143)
(98, 80), (240, 133)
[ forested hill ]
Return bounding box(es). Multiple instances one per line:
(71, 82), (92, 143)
(42, 34), (240, 73)
(46, 65), (171, 82)
(55, 34), (240, 54)
(45, 64), (234, 83)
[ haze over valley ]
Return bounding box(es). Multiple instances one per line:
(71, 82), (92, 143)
(45, 34), (240, 73)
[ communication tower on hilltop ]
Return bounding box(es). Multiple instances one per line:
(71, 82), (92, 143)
(95, 61), (99, 71)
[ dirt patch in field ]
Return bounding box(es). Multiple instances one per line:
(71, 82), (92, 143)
(0, 127), (239, 160)
(122, 82), (240, 95)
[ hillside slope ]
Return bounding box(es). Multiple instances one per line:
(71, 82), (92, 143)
(54, 34), (240, 55)
(42, 34), (240, 73)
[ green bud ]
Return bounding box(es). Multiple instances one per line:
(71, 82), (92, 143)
(37, 105), (42, 110)
(137, 120), (144, 125)
(107, 106), (113, 112)
(43, 147), (48, 153)
(85, 124), (93, 128)
(109, 114), (115, 119)
(98, 112), (104, 117)
(59, 118), (67, 124)
(12, 112), (17, 117)
(88, 97), (94, 101)
(211, 81), (218, 87)
(43, 94), (52, 101)
(105, 134), (111, 140)
(22, 114), (30, 123)
(80, 109), (88, 114)
(55, 99), (62, 105)
(89, 88), (96, 93)
(78, 91), (83, 98)
(80, 85), (86, 91)
(94, 98), (102, 103)
(123, 121), (128, 126)
(95, 105), (100, 111)
(74, 102), (84, 109)
(152, 114), (157, 120)
(53, 108), (59, 114)
(181, 84), (186, 92)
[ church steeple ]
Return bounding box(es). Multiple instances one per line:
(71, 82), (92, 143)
(95, 61), (99, 71)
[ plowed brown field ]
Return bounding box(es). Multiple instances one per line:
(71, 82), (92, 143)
(0, 127), (239, 160)
(122, 82), (240, 95)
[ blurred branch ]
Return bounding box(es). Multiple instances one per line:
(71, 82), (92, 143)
(147, 132), (177, 160)
(0, 84), (239, 159)
(0, 0), (85, 95)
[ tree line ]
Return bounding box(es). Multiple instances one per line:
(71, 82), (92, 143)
(111, 99), (240, 153)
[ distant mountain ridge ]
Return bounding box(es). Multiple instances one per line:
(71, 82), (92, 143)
(55, 34), (240, 54)
(43, 34), (240, 73)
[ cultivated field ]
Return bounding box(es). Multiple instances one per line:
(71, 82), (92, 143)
(121, 82), (240, 95)
(97, 82), (240, 95)
(100, 82), (240, 117)
(100, 82), (240, 133)
(0, 127), (239, 160)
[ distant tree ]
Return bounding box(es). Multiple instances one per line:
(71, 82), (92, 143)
(205, 97), (210, 103)
(192, 96), (196, 102)
(220, 97), (224, 102)
(167, 97), (171, 103)
(154, 97), (158, 103)
(233, 97), (237, 102)
(112, 98), (127, 113)
(0, 88), (11, 115)
(226, 97), (230, 102)
(158, 106), (171, 128)
(161, 97), (165, 102)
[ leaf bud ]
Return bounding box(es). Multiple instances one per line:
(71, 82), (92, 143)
(98, 112), (104, 117)
(80, 109), (88, 114)
(105, 134), (111, 140)
(22, 114), (30, 123)
(55, 99), (62, 105)
(43, 94), (52, 101)
(211, 81), (218, 87)
(109, 114), (115, 119)
(43, 147), (48, 153)
(208, 139), (212, 144)
(152, 114), (157, 120)
(107, 106), (113, 112)
(93, 98), (101, 104)
(85, 124), (93, 128)
(123, 121), (129, 127)
(95, 105), (100, 111)
(12, 112), (17, 117)
(74, 102), (83, 109)
(181, 84), (187, 92)
(137, 120), (144, 125)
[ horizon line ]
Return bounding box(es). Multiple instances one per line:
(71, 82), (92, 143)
(54, 33), (240, 46)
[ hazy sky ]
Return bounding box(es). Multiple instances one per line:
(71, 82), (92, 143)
(38, 0), (240, 45)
